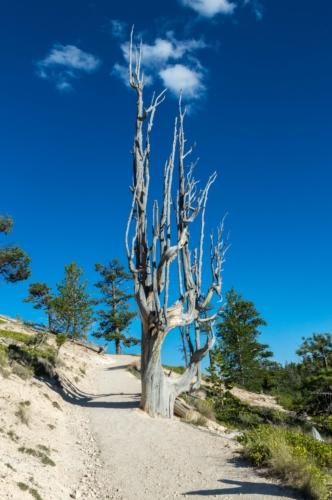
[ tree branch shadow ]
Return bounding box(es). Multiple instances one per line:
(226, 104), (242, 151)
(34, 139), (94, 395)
(40, 372), (141, 409)
(185, 477), (300, 498)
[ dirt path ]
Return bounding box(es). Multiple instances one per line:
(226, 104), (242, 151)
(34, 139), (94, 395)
(71, 355), (302, 500)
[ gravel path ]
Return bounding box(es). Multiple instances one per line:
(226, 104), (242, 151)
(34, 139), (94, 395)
(82, 355), (302, 500)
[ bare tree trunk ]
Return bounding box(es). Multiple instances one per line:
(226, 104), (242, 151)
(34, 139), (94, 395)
(125, 29), (228, 418)
(48, 311), (53, 333)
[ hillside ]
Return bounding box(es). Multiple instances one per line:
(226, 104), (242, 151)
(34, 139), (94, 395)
(0, 315), (301, 499)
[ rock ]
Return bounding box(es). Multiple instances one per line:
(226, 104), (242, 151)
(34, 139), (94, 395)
(71, 491), (82, 499)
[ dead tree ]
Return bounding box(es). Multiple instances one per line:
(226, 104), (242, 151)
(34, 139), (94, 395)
(125, 30), (228, 418)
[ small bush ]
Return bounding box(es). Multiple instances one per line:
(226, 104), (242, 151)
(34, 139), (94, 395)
(127, 361), (141, 379)
(11, 362), (33, 380)
(37, 444), (50, 454)
(182, 410), (208, 428)
(239, 425), (331, 500)
(26, 332), (48, 347)
(29, 488), (43, 500)
(0, 329), (30, 343)
(47, 424), (55, 430)
(193, 399), (216, 421)
(55, 333), (67, 353)
(7, 430), (20, 442)
(163, 364), (186, 375)
(16, 404), (30, 426)
(6, 463), (15, 470)
(17, 482), (29, 491)
(52, 401), (62, 411)
(18, 446), (55, 467)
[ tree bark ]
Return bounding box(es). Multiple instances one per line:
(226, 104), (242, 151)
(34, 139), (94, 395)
(115, 338), (121, 355)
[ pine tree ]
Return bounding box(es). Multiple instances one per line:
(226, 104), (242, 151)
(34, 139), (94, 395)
(215, 287), (272, 391)
(296, 333), (332, 414)
(93, 259), (139, 355)
(53, 262), (94, 339)
(0, 214), (31, 283)
(23, 282), (55, 331)
(206, 346), (226, 397)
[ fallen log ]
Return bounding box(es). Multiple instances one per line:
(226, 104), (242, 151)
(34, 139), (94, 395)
(72, 339), (107, 354)
(174, 397), (192, 418)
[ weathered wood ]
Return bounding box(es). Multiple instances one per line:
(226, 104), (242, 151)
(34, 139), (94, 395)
(125, 28), (227, 418)
(174, 397), (192, 418)
(72, 339), (107, 354)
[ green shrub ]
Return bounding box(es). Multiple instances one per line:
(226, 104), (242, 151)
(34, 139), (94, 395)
(18, 446), (55, 466)
(52, 401), (62, 411)
(11, 362), (33, 380)
(29, 488), (43, 500)
(239, 425), (331, 500)
(7, 430), (20, 442)
(55, 333), (67, 352)
(26, 332), (48, 347)
(0, 329), (30, 343)
(17, 482), (29, 491)
(163, 364), (186, 375)
(8, 344), (58, 377)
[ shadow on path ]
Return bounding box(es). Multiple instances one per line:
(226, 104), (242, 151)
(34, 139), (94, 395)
(185, 478), (300, 498)
(41, 372), (141, 410)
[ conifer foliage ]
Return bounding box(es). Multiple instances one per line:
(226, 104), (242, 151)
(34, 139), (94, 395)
(215, 287), (273, 391)
(93, 259), (139, 355)
(0, 214), (31, 283)
(296, 333), (332, 414)
(23, 283), (55, 331)
(53, 262), (94, 339)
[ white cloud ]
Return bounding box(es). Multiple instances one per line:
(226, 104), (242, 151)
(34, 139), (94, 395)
(36, 44), (101, 92)
(113, 33), (207, 100)
(159, 64), (205, 99)
(120, 36), (206, 69)
(243, 0), (263, 20)
(179, 0), (236, 17)
(110, 20), (127, 39)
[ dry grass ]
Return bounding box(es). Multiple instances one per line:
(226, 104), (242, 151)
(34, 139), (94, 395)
(182, 409), (208, 428)
(11, 362), (33, 380)
(16, 403), (31, 426)
(269, 443), (328, 500)
(0, 350), (10, 378)
(127, 360), (141, 379)
(240, 426), (330, 500)
(193, 398), (216, 421)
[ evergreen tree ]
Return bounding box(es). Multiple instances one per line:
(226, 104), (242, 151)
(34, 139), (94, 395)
(53, 262), (94, 339)
(0, 214), (31, 283)
(296, 333), (332, 414)
(206, 346), (226, 397)
(215, 287), (273, 391)
(23, 282), (55, 331)
(93, 259), (139, 354)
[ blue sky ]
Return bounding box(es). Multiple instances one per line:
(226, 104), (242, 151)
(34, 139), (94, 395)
(0, 0), (331, 367)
